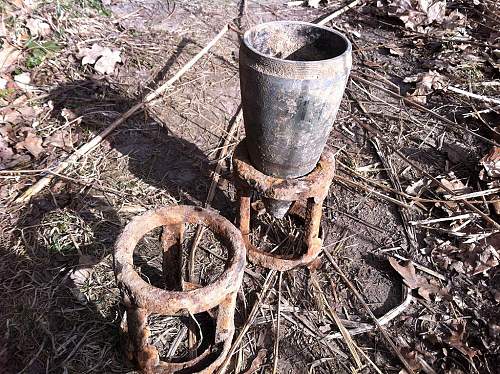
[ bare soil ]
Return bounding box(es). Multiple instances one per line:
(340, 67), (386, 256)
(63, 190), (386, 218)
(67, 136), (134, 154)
(0, 0), (499, 373)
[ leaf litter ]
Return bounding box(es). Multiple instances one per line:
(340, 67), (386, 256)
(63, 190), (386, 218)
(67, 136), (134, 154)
(79, 43), (122, 75)
(0, 0), (499, 373)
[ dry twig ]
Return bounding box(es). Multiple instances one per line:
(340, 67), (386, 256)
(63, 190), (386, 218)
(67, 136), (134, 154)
(271, 271), (283, 374)
(317, 0), (362, 26)
(310, 272), (363, 369)
(447, 85), (500, 106)
(323, 234), (416, 374)
(217, 270), (278, 374)
(352, 74), (499, 147)
(351, 115), (500, 230)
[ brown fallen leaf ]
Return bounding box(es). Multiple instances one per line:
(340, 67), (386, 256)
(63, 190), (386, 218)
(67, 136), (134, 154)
(445, 320), (478, 360)
(242, 348), (267, 374)
(480, 146), (500, 179)
(79, 43), (121, 75)
(389, 257), (442, 300)
(427, 237), (499, 275)
(15, 131), (43, 158)
(1, 96), (43, 125)
(25, 17), (51, 37)
(465, 242), (499, 275)
(387, 0), (446, 32)
(435, 172), (472, 213)
(43, 130), (75, 151)
(0, 136), (14, 168)
(404, 70), (447, 104)
(0, 124), (15, 140)
(0, 44), (21, 74)
(399, 351), (419, 374)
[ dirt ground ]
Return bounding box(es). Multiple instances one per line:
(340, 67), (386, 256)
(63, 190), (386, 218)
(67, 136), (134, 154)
(0, 0), (499, 373)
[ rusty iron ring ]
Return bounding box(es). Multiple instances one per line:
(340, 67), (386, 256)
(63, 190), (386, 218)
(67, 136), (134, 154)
(114, 205), (245, 315)
(114, 205), (246, 373)
(233, 141), (335, 271)
(243, 201), (325, 271)
(232, 140), (335, 202)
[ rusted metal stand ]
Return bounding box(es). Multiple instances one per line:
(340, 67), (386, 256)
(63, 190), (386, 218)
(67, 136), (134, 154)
(114, 205), (246, 374)
(233, 140), (335, 271)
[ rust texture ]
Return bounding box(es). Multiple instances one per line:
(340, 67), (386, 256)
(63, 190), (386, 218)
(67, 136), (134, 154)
(233, 140), (335, 271)
(114, 205), (246, 373)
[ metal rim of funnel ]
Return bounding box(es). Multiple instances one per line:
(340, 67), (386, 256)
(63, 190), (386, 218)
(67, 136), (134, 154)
(242, 20), (352, 66)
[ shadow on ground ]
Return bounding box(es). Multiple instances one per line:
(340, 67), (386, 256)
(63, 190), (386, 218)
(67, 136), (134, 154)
(43, 81), (234, 217)
(0, 39), (240, 372)
(0, 192), (127, 373)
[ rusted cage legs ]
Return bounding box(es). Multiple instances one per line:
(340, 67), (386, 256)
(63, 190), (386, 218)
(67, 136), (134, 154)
(120, 292), (237, 373)
(114, 206), (246, 373)
(233, 140), (335, 271)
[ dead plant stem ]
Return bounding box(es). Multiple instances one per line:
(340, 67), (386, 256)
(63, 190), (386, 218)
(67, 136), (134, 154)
(272, 271), (283, 374)
(217, 270), (278, 374)
(352, 74), (498, 147)
(323, 234), (415, 374)
(351, 116), (500, 230)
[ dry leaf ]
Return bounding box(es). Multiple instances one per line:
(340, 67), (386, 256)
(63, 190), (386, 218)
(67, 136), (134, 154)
(69, 255), (98, 287)
(441, 9), (466, 32)
(80, 44), (107, 65)
(251, 200), (266, 216)
(436, 172), (472, 199)
(387, 0), (446, 32)
(15, 131), (43, 158)
(0, 45), (21, 74)
(399, 346), (425, 374)
(428, 237), (499, 275)
(389, 257), (442, 300)
(405, 178), (430, 195)
(480, 147), (500, 179)
(445, 320), (478, 360)
(307, 0), (322, 8)
(242, 348), (267, 374)
(25, 18), (51, 37)
(0, 124), (14, 140)
(68, 255), (99, 302)
(467, 243), (499, 275)
(13, 72), (33, 92)
(80, 43), (121, 75)
(10, 0), (34, 9)
(387, 46), (405, 56)
(0, 98), (40, 125)
(43, 130), (74, 151)
(404, 70), (447, 104)
(0, 136), (14, 169)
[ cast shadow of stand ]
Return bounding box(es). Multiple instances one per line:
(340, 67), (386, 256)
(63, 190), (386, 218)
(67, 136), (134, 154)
(2, 38), (239, 372)
(0, 192), (126, 373)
